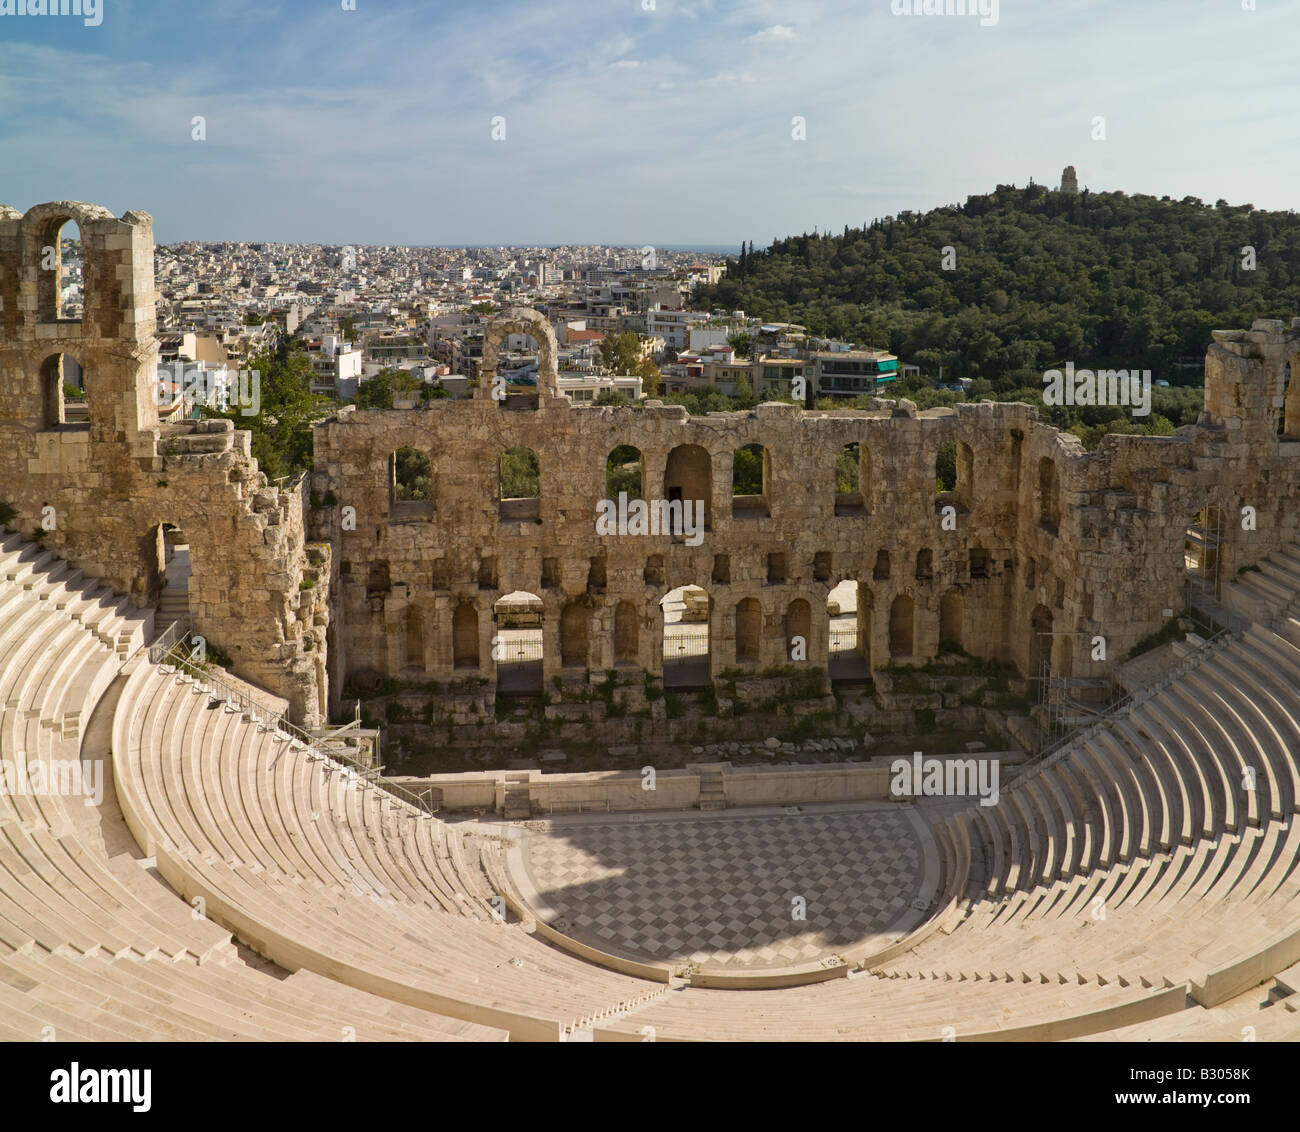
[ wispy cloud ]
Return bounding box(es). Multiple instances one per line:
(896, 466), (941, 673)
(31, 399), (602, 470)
(0, 0), (1295, 244)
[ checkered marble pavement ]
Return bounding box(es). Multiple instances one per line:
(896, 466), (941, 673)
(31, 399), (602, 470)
(521, 809), (924, 969)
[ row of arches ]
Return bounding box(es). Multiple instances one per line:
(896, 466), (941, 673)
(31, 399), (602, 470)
(392, 583), (982, 694)
(384, 440), (1063, 528)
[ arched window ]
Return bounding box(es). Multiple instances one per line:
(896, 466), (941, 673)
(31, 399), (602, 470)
(481, 310), (558, 405)
(664, 444), (712, 531)
(935, 440), (973, 510)
(834, 442), (867, 516)
(732, 443), (769, 518)
(1030, 604), (1053, 683)
(366, 561), (391, 595)
(935, 442), (957, 493)
(393, 447), (432, 512)
(606, 445), (643, 500)
(957, 441), (974, 501)
(499, 446), (540, 521)
(1185, 504), (1225, 598)
(38, 218), (84, 324)
(1282, 360), (1300, 438)
(40, 353), (87, 428)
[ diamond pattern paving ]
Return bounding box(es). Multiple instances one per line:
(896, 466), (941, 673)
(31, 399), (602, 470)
(522, 809), (923, 969)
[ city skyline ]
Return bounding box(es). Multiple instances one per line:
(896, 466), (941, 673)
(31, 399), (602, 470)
(3, 0), (1297, 245)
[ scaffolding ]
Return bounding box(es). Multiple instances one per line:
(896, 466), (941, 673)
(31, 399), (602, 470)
(1185, 505), (1224, 600)
(1035, 630), (1120, 750)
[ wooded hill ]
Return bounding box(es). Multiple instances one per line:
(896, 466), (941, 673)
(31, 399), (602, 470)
(698, 183), (1300, 388)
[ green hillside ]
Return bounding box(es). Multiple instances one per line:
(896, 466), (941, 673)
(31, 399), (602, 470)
(697, 182), (1300, 445)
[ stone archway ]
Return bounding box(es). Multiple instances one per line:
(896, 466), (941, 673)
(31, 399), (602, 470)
(481, 307), (559, 402)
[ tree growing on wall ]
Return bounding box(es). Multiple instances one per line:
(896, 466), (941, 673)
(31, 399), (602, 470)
(206, 345), (328, 482)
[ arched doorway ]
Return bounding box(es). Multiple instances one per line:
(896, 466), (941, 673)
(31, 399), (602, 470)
(828, 580), (869, 682)
(661, 585), (710, 689)
(494, 590), (543, 695)
(154, 523), (192, 627)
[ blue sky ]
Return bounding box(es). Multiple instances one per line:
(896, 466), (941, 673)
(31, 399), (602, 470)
(1, 0), (1298, 245)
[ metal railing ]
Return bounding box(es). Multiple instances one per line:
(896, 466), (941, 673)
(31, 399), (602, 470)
(155, 637), (438, 819)
(829, 625), (859, 655)
(663, 629), (710, 659)
(146, 617), (191, 665)
(496, 638), (543, 663)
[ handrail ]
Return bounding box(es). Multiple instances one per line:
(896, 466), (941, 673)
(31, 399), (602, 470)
(156, 638), (438, 819)
(145, 617), (191, 666)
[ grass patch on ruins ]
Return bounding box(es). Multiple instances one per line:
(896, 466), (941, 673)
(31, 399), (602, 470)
(199, 640), (233, 671)
(1127, 611), (1186, 660)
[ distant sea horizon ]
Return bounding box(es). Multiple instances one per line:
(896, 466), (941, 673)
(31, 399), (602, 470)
(159, 240), (739, 254)
(414, 243), (737, 255)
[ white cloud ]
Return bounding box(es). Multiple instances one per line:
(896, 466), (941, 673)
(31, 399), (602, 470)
(749, 24), (798, 42)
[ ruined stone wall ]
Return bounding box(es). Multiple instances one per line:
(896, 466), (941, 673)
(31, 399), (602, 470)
(0, 201), (328, 727)
(311, 312), (1300, 701)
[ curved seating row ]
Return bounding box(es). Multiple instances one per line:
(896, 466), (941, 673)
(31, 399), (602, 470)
(0, 532), (502, 1041)
(112, 648), (666, 1040)
(883, 561), (1300, 1004)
